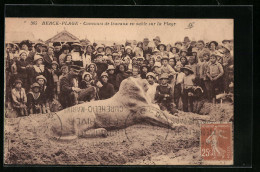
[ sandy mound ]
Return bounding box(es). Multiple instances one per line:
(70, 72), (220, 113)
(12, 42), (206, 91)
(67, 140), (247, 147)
(4, 102), (233, 165)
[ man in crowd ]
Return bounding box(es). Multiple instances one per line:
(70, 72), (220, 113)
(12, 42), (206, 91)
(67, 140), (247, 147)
(60, 65), (96, 108)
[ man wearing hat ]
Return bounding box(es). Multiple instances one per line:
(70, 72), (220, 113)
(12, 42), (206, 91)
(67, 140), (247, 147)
(196, 40), (209, 64)
(181, 65), (196, 112)
(155, 73), (177, 115)
(60, 65), (96, 108)
(153, 36), (161, 50)
(143, 38), (152, 58)
(97, 72), (115, 100)
(11, 79), (28, 116)
(52, 42), (62, 64)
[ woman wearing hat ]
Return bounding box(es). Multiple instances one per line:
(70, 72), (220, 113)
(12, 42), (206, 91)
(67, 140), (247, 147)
(29, 54), (52, 86)
(16, 50), (30, 91)
(80, 72), (95, 89)
(169, 46), (179, 58)
(19, 40), (31, 55)
(11, 79), (28, 116)
(97, 72), (115, 100)
(95, 44), (105, 55)
(27, 82), (44, 114)
(122, 46), (134, 60)
(157, 43), (167, 57)
(105, 46), (113, 56)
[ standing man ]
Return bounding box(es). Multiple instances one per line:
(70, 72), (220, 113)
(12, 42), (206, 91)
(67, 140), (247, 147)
(152, 36), (161, 51)
(143, 38), (153, 58)
(53, 42), (62, 65)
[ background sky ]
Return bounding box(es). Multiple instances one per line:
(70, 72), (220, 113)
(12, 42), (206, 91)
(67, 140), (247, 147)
(5, 18), (233, 45)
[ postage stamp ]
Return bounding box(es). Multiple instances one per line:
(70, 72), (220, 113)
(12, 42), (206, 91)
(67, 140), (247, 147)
(200, 123), (233, 162)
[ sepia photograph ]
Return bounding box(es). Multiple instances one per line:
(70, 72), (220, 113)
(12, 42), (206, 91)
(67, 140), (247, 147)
(4, 18), (234, 165)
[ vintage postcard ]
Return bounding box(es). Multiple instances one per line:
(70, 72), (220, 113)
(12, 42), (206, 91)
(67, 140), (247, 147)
(4, 18), (234, 165)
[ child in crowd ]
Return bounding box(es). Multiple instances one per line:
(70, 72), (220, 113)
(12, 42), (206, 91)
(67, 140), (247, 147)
(27, 83), (43, 114)
(107, 65), (116, 87)
(36, 75), (51, 113)
(98, 72), (115, 100)
(155, 73), (177, 115)
(152, 62), (161, 82)
(188, 56), (198, 77)
(140, 64), (148, 79)
(146, 72), (159, 104)
(174, 63), (185, 110)
(132, 65), (140, 78)
(180, 56), (188, 67)
(160, 56), (176, 75)
(11, 79), (28, 116)
(80, 72), (94, 89)
(169, 57), (176, 69)
(206, 54), (224, 103)
(50, 61), (61, 99)
(115, 64), (128, 91)
(181, 65), (196, 112)
(87, 63), (98, 82)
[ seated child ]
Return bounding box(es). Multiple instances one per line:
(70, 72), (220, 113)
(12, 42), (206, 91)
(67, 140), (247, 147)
(11, 79), (28, 116)
(155, 73), (177, 115)
(27, 83), (43, 114)
(80, 72), (95, 89)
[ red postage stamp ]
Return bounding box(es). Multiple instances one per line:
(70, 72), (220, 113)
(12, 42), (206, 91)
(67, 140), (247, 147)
(200, 123), (232, 161)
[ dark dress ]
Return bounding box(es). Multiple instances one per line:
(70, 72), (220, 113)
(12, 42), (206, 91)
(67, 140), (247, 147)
(98, 82), (115, 100)
(16, 59), (30, 91)
(27, 92), (43, 114)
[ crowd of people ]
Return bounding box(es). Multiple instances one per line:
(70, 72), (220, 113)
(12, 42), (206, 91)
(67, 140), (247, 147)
(5, 36), (234, 117)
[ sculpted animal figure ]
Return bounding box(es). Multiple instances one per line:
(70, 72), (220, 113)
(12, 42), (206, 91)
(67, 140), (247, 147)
(50, 77), (180, 140)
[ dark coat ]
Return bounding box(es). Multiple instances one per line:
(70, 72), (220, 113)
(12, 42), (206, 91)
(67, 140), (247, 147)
(108, 73), (116, 87)
(27, 92), (44, 113)
(143, 46), (153, 58)
(155, 84), (174, 104)
(98, 82), (115, 100)
(43, 54), (58, 69)
(60, 73), (77, 94)
(115, 72), (128, 91)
